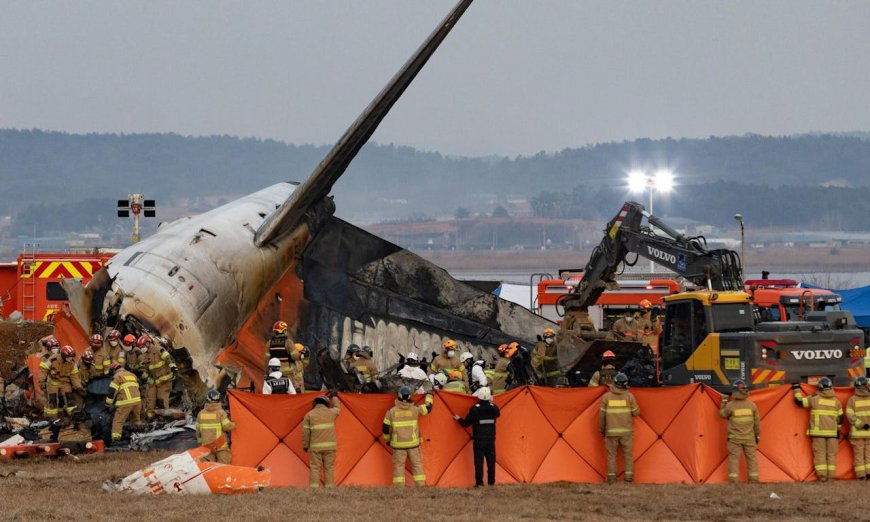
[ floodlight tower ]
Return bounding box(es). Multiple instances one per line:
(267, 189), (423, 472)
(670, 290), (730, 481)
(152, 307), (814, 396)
(117, 194), (156, 244)
(628, 169), (674, 272)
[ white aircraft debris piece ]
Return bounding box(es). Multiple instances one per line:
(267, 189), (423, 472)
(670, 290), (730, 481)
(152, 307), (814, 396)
(103, 447), (270, 495)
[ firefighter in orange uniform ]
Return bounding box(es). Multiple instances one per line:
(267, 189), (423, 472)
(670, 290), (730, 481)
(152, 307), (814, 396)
(302, 392), (341, 488)
(599, 372), (640, 483)
(39, 345), (83, 418)
(383, 386), (434, 486)
(846, 376), (870, 480)
(105, 362), (142, 443)
(794, 378), (842, 482)
(719, 379), (761, 483)
(196, 389), (236, 464)
(139, 335), (177, 419)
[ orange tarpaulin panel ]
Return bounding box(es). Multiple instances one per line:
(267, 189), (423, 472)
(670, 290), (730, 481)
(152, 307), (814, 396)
(217, 271), (306, 390)
(50, 306), (89, 354)
(229, 384), (870, 487)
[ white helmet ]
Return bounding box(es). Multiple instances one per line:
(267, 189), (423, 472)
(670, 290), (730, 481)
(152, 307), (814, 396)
(406, 352), (419, 363)
(430, 372), (448, 387)
(268, 357), (281, 369)
(459, 352), (473, 363)
(473, 386), (492, 401)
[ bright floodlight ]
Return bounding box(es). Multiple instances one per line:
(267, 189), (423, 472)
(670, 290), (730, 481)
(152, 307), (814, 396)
(628, 170), (647, 193)
(654, 169), (674, 193)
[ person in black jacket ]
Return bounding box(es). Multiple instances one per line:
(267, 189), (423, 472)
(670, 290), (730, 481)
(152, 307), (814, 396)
(453, 386), (500, 486)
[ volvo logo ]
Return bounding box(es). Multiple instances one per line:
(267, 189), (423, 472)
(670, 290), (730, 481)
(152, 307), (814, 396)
(646, 246), (677, 265)
(792, 349), (843, 360)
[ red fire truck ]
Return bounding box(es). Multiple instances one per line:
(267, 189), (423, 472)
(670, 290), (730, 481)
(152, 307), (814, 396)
(0, 250), (116, 321)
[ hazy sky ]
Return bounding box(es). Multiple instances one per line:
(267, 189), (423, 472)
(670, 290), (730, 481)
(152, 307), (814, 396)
(2, 1), (869, 157)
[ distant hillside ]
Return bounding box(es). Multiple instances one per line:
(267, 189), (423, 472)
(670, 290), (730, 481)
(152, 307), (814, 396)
(2, 129), (870, 234)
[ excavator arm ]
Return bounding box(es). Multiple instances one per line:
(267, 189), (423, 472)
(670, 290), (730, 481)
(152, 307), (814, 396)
(561, 202), (743, 313)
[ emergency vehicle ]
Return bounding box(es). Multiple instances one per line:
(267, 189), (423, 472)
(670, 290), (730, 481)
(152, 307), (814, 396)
(535, 270), (681, 330)
(0, 249), (116, 321)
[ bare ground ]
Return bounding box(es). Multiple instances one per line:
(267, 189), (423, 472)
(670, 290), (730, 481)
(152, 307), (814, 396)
(0, 451), (867, 522)
(0, 321), (52, 379)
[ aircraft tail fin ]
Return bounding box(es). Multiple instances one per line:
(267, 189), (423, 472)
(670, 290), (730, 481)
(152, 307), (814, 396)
(254, 0), (474, 247)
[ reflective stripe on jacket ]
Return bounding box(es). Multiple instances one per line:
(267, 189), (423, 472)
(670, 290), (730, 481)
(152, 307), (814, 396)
(847, 389), (870, 438)
(302, 398), (340, 451)
(383, 396), (433, 449)
(490, 357), (510, 394)
(598, 387), (640, 436)
(719, 391), (760, 442)
(106, 369), (141, 406)
(196, 402), (236, 449)
(796, 389), (842, 438)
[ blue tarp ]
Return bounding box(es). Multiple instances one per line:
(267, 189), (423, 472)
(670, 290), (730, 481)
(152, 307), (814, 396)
(802, 283), (870, 328)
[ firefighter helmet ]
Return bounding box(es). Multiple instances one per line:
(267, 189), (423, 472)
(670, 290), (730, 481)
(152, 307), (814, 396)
(505, 342), (519, 358)
(406, 352), (419, 363)
(817, 377), (833, 390)
(398, 386), (413, 402)
(313, 395), (330, 407)
(122, 334), (137, 346)
(41, 337), (56, 349)
(602, 350), (616, 360)
(448, 370), (463, 380)
(346, 344), (360, 356)
(136, 335), (152, 348)
(47, 338), (61, 350)
(89, 334), (103, 347)
(732, 379), (748, 392)
(107, 329), (121, 342)
(431, 372), (448, 388)
(60, 345), (76, 359)
(459, 352), (473, 363)
(272, 321), (288, 334)
(614, 372), (629, 389)
(109, 362), (122, 374)
(474, 386), (492, 401)
(543, 328), (556, 338)
(294, 342), (305, 353)
(856, 376), (869, 389)
(442, 339), (457, 351)
(639, 299), (652, 310)
(206, 389), (221, 403)
(361, 345), (373, 357)
(81, 350), (95, 364)
(497, 343), (509, 355)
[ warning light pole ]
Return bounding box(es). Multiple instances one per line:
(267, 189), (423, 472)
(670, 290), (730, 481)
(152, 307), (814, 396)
(117, 194), (156, 244)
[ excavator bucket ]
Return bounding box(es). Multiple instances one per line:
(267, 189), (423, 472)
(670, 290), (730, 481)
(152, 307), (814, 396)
(556, 328), (646, 386)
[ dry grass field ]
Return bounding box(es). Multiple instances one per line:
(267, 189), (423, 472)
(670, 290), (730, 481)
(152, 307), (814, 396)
(1, 451), (868, 521)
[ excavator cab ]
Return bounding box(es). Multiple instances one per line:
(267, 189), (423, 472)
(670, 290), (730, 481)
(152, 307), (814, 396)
(658, 291), (754, 387)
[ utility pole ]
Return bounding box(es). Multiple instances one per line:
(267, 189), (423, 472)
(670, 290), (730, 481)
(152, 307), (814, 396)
(734, 213), (745, 275)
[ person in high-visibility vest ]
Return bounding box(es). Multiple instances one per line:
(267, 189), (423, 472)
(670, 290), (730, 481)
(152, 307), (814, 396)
(302, 392), (340, 488)
(139, 335), (177, 419)
(488, 344), (514, 395)
(598, 372), (640, 483)
(382, 386), (434, 486)
(39, 345), (82, 419)
(794, 378), (843, 482)
(105, 362), (141, 443)
(89, 334), (110, 376)
(846, 376), (870, 480)
(719, 379), (761, 483)
(196, 389), (236, 464)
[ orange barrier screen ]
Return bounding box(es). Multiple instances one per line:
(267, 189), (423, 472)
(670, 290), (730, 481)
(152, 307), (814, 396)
(229, 384), (862, 486)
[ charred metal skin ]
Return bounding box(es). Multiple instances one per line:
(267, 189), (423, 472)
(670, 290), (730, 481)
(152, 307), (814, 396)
(62, 0), (477, 398)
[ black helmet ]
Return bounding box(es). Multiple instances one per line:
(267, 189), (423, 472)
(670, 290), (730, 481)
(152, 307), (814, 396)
(206, 389), (221, 403)
(362, 345), (373, 357)
(732, 379), (747, 392)
(347, 344), (360, 356)
(398, 386), (412, 402)
(313, 395), (330, 407)
(856, 376), (869, 389)
(613, 372), (629, 389)
(817, 377), (833, 390)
